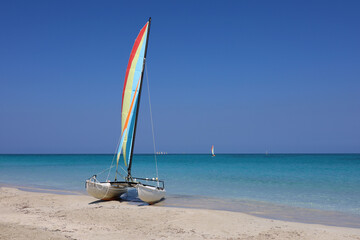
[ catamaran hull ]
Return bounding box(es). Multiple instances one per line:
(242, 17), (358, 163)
(86, 180), (128, 200)
(137, 184), (166, 204)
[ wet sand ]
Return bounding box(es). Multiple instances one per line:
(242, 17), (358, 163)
(156, 193), (360, 228)
(1, 187), (360, 240)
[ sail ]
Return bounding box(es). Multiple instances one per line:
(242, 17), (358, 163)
(116, 20), (150, 169)
(211, 145), (214, 155)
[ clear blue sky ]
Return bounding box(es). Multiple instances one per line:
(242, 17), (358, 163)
(1, 0), (359, 154)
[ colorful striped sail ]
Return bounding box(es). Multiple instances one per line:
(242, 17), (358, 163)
(211, 145), (215, 156)
(115, 20), (150, 171)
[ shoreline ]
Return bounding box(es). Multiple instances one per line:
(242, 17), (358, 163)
(1, 186), (360, 239)
(2, 182), (360, 229)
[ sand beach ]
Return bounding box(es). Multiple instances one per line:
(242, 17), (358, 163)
(1, 187), (360, 240)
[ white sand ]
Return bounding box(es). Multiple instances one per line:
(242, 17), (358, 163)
(1, 187), (360, 240)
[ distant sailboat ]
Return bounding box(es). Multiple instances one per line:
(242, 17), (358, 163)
(211, 145), (215, 157)
(85, 18), (165, 204)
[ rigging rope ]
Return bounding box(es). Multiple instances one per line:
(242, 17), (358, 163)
(105, 108), (128, 181)
(107, 129), (121, 181)
(145, 63), (159, 183)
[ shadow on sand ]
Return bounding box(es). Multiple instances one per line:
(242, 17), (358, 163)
(88, 188), (165, 206)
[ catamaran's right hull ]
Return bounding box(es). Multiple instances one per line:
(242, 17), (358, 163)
(137, 184), (166, 204)
(86, 180), (128, 200)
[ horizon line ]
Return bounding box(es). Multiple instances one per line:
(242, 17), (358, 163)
(0, 153), (359, 155)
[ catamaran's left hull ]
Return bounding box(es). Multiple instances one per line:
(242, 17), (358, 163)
(86, 180), (128, 200)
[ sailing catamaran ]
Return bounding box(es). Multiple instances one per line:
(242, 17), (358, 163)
(211, 145), (215, 157)
(85, 18), (165, 204)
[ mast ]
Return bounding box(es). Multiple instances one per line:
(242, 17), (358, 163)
(127, 17), (151, 179)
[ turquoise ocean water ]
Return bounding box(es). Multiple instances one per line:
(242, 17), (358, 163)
(1, 154), (360, 225)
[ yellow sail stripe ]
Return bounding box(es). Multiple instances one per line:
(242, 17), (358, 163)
(121, 26), (148, 160)
(116, 79), (141, 165)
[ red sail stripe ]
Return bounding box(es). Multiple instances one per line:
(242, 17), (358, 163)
(121, 22), (149, 113)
